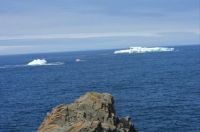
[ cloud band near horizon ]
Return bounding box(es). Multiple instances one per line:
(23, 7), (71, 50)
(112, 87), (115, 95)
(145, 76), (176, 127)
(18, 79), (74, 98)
(0, 32), (162, 40)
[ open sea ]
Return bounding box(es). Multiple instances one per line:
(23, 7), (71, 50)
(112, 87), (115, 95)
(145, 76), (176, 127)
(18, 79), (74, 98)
(0, 45), (200, 132)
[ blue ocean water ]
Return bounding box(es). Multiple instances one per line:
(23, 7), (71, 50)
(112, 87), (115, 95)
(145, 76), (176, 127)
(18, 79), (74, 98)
(0, 45), (200, 132)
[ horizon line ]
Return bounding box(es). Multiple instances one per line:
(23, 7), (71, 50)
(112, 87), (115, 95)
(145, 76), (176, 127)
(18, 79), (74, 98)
(0, 44), (199, 56)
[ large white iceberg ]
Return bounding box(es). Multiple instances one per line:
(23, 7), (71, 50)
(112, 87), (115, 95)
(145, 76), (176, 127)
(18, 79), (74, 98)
(27, 59), (47, 66)
(114, 47), (174, 54)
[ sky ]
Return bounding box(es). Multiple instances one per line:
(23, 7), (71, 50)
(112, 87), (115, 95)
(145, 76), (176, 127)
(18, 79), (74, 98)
(0, 0), (199, 55)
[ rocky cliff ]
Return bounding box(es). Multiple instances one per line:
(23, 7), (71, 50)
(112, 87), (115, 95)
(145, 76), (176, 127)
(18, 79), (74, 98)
(38, 92), (136, 132)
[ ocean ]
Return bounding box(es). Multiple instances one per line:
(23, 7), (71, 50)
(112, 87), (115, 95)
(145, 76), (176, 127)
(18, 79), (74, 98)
(0, 45), (200, 132)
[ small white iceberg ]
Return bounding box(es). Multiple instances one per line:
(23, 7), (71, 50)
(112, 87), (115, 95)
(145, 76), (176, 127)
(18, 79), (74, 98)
(75, 58), (86, 62)
(75, 58), (81, 62)
(27, 59), (47, 66)
(114, 47), (174, 54)
(27, 59), (64, 66)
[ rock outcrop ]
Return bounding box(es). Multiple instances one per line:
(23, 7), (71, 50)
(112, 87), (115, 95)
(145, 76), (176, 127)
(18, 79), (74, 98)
(38, 92), (136, 132)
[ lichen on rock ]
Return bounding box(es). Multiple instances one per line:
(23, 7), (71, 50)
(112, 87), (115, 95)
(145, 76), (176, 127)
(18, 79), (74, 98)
(38, 92), (136, 132)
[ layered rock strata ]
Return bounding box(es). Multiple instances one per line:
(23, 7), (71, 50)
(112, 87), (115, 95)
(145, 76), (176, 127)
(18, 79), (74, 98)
(38, 92), (136, 132)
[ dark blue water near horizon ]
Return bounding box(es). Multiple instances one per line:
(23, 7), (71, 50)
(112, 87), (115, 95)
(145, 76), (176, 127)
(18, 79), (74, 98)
(0, 45), (200, 132)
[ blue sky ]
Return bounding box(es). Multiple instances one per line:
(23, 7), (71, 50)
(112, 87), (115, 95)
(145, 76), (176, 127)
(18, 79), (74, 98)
(0, 0), (199, 55)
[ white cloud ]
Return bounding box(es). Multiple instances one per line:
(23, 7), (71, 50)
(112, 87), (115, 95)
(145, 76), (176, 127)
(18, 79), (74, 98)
(0, 45), (31, 50)
(0, 32), (160, 40)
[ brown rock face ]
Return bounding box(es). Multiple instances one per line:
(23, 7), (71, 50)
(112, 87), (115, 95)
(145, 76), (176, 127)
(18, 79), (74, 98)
(38, 92), (136, 132)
